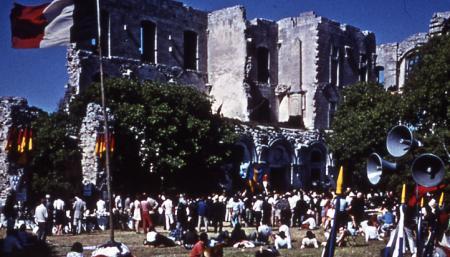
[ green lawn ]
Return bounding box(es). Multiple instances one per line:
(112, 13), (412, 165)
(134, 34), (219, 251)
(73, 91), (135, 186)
(45, 225), (389, 257)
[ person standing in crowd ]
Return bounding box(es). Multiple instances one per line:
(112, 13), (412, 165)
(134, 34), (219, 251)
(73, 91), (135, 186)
(161, 195), (174, 231)
(176, 194), (188, 230)
(96, 197), (107, 231)
(44, 194), (53, 236)
(132, 195), (142, 233)
(35, 198), (48, 241)
(72, 196), (86, 235)
(140, 193), (153, 233)
(53, 196), (65, 236)
(211, 194), (224, 233)
(197, 197), (208, 232)
(147, 194), (159, 228)
(252, 195), (264, 230)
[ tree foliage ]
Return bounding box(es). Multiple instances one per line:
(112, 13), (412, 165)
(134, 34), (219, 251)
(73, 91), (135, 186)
(29, 111), (81, 202)
(69, 79), (238, 193)
(401, 34), (450, 162)
(327, 34), (450, 191)
(326, 82), (401, 188)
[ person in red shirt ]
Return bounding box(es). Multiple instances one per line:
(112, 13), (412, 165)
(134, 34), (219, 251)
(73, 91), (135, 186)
(190, 232), (208, 257)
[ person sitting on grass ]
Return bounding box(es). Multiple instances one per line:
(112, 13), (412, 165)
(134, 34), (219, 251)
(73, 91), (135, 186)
(360, 219), (383, 243)
(183, 222), (199, 249)
(301, 211), (317, 230)
(230, 223), (255, 248)
(168, 222), (183, 245)
(190, 232), (208, 257)
(274, 221), (292, 249)
(301, 230), (319, 249)
(66, 242), (83, 257)
(249, 223), (272, 245)
(143, 227), (176, 247)
(2, 228), (24, 256)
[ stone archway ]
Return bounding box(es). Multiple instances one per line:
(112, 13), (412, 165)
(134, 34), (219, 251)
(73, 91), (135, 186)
(307, 141), (327, 189)
(261, 138), (295, 191)
(227, 136), (257, 191)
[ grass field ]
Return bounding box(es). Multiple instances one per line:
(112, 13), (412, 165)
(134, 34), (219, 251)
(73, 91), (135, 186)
(45, 225), (391, 257)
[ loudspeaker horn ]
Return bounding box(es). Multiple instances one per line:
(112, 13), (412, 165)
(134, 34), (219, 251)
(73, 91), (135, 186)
(386, 125), (423, 158)
(366, 153), (398, 185)
(411, 153), (445, 187)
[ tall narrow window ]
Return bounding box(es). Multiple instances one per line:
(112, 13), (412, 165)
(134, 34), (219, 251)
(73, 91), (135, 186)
(141, 21), (156, 63)
(377, 66), (385, 84)
(257, 47), (269, 83)
(328, 102), (337, 127)
(359, 54), (367, 82)
(296, 38), (302, 87)
(184, 31), (198, 70)
(405, 53), (419, 80)
(330, 46), (339, 86)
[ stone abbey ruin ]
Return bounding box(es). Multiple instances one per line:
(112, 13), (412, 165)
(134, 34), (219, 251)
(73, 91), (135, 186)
(1, 0), (449, 199)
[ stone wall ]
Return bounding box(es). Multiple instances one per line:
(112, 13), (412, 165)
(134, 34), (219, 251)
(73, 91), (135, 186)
(207, 6), (249, 120)
(429, 11), (450, 36)
(0, 97), (38, 202)
(79, 103), (113, 188)
(376, 11), (449, 91)
(278, 12), (376, 130)
(66, 47), (209, 95)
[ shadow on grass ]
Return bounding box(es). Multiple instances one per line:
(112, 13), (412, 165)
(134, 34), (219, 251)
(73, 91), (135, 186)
(0, 239), (57, 257)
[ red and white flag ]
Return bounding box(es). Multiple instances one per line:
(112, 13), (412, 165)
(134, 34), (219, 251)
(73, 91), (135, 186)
(10, 0), (74, 48)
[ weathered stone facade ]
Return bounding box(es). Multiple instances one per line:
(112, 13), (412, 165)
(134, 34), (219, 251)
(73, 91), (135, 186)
(376, 12), (450, 90)
(63, 0), (378, 190)
(0, 97), (38, 202)
(79, 103), (113, 187)
(234, 124), (330, 189)
(67, 1), (377, 130)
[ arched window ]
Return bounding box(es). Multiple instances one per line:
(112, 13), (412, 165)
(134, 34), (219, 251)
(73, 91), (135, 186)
(140, 21), (156, 63)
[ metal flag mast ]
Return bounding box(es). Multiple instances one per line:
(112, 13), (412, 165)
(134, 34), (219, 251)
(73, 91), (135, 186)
(96, 0), (114, 242)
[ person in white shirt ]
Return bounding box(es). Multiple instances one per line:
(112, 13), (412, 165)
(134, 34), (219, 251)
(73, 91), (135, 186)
(275, 222), (292, 249)
(301, 230), (319, 249)
(302, 212), (317, 230)
(53, 198), (65, 235)
(161, 195), (174, 230)
(252, 196), (264, 228)
(360, 219), (383, 242)
(96, 198), (107, 231)
(35, 198), (48, 241)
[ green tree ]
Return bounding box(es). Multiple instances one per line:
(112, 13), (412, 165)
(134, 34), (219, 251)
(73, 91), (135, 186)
(70, 79), (237, 193)
(402, 34), (450, 161)
(328, 34), (450, 191)
(326, 82), (402, 189)
(30, 111), (81, 202)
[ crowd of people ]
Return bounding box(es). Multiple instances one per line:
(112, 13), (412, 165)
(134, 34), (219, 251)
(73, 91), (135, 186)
(1, 186), (449, 256)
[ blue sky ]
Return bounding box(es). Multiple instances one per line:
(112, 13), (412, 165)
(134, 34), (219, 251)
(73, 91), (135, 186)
(1, 0), (449, 112)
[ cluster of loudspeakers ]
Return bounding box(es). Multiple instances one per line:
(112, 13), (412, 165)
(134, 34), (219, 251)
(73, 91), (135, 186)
(366, 125), (446, 187)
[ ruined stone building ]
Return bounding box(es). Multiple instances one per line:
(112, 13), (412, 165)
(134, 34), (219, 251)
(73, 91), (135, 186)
(376, 12), (450, 91)
(65, 0), (377, 191)
(2, 0), (382, 197)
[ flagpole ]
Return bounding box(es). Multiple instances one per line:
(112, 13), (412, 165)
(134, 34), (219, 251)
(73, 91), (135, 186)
(96, 0), (114, 242)
(416, 184), (423, 257)
(322, 166), (344, 257)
